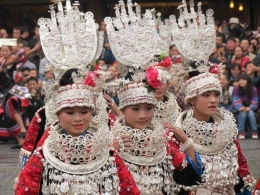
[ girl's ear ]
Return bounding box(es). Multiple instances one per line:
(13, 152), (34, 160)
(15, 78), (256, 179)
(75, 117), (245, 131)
(188, 97), (195, 106)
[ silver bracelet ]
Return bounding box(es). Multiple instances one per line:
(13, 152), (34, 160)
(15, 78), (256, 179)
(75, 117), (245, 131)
(180, 138), (193, 152)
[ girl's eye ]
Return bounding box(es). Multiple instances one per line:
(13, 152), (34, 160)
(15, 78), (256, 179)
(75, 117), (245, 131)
(81, 111), (89, 114)
(202, 94), (209, 97)
(147, 107), (154, 110)
(132, 107), (139, 111)
(215, 93), (221, 97)
(66, 112), (73, 115)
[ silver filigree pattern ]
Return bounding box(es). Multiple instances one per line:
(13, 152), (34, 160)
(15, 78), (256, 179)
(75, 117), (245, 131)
(43, 121), (112, 174)
(175, 108), (252, 194)
(38, 0), (99, 74)
(170, 0), (216, 63)
(104, 0), (158, 69)
(154, 92), (181, 124)
(112, 117), (166, 165)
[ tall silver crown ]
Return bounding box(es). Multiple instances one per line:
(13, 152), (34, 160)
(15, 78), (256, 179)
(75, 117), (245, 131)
(38, 0), (103, 78)
(104, 0), (171, 70)
(170, 0), (216, 65)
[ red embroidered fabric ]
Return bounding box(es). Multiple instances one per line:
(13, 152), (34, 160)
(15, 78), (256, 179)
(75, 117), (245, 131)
(22, 116), (41, 155)
(16, 130), (50, 195)
(235, 140), (251, 177)
(165, 131), (186, 170)
(114, 152), (140, 195)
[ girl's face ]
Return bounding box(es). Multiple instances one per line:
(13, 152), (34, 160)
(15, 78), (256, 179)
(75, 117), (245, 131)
(0, 46), (12, 58)
(219, 75), (229, 88)
(231, 66), (240, 77)
(189, 91), (220, 121)
(154, 83), (169, 101)
(122, 103), (155, 129)
(239, 79), (248, 88)
(234, 47), (243, 58)
(57, 106), (92, 137)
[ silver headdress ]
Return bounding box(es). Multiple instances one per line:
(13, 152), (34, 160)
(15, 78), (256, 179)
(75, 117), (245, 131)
(38, 0), (104, 113)
(170, 0), (216, 72)
(170, 0), (221, 101)
(104, 0), (174, 109)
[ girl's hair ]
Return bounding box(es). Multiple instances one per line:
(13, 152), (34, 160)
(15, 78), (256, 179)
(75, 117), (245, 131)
(59, 68), (78, 86)
(238, 73), (253, 98)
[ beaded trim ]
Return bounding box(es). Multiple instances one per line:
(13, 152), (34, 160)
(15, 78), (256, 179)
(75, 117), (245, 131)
(43, 122), (111, 175)
(111, 117), (166, 165)
(154, 92), (181, 124)
(54, 84), (95, 113)
(183, 73), (222, 103)
(118, 82), (157, 110)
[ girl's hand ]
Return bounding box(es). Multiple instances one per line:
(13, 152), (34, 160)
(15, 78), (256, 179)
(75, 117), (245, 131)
(112, 135), (132, 152)
(103, 94), (122, 116)
(163, 123), (188, 144)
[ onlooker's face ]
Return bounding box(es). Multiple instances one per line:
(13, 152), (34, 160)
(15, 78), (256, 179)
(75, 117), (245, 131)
(21, 71), (30, 83)
(98, 60), (105, 66)
(34, 27), (39, 37)
(169, 45), (180, 57)
(100, 22), (106, 32)
(27, 80), (38, 92)
(0, 29), (8, 38)
(44, 71), (53, 81)
(22, 31), (29, 39)
(245, 63), (256, 75)
(17, 43), (24, 51)
(240, 40), (249, 52)
(216, 36), (223, 45)
(235, 38), (240, 47)
(108, 66), (117, 79)
(233, 81), (239, 87)
(226, 40), (236, 51)
(219, 75), (229, 88)
(234, 47), (243, 58)
(217, 47), (225, 57)
(239, 79), (248, 88)
(248, 44), (255, 54)
(13, 29), (21, 39)
(231, 66), (240, 77)
(250, 39), (258, 47)
(0, 46), (12, 58)
(30, 70), (37, 77)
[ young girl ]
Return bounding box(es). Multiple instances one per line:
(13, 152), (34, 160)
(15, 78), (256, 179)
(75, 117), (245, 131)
(219, 73), (234, 112)
(232, 73), (259, 139)
(111, 81), (202, 194)
(175, 70), (255, 194)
